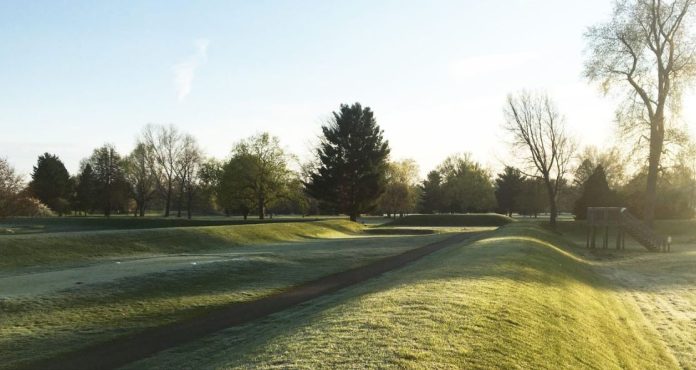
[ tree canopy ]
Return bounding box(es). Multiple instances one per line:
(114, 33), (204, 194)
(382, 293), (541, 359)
(494, 166), (525, 217)
(29, 153), (72, 215)
(306, 103), (391, 221)
(220, 133), (292, 219)
(378, 159), (420, 218)
(85, 144), (129, 216)
(437, 154), (496, 213)
(0, 158), (24, 218)
(573, 165), (620, 219)
(585, 0), (696, 225)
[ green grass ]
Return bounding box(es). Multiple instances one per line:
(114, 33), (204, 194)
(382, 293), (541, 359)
(386, 213), (514, 227)
(0, 220), (362, 269)
(0, 216), (322, 235)
(555, 219), (696, 368)
(127, 223), (678, 369)
(1, 229), (458, 369)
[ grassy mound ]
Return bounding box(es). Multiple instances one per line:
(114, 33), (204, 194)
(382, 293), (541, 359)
(0, 220), (362, 269)
(0, 216), (318, 235)
(386, 213), (513, 227)
(2, 232), (457, 370)
(129, 223), (678, 369)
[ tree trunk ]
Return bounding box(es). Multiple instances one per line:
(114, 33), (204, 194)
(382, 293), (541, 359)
(164, 183), (172, 217)
(258, 194), (265, 219)
(176, 184), (184, 218)
(350, 212), (358, 222)
(544, 179), (557, 229)
(548, 197), (557, 229)
(105, 193), (111, 217)
(187, 191), (193, 220)
(644, 121), (664, 227)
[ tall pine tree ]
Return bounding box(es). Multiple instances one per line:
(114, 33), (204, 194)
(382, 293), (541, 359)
(573, 165), (619, 219)
(494, 166), (525, 216)
(29, 153), (72, 215)
(306, 103), (390, 221)
(419, 170), (443, 214)
(75, 163), (97, 215)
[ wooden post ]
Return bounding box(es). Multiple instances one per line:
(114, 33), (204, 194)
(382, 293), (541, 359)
(615, 226), (621, 250)
(591, 226), (596, 248)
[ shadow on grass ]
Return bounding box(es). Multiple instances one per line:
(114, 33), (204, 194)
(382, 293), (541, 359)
(1, 232), (455, 369)
(141, 222), (692, 367)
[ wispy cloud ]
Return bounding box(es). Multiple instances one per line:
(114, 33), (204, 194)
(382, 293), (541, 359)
(173, 38), (210, 102)
(449, 52), (539, 80)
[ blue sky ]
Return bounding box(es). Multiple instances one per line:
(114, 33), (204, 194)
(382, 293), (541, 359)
(3, 0), (684, 178)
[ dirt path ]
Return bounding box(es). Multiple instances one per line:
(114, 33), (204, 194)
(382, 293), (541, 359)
(24, 231), (484, 370)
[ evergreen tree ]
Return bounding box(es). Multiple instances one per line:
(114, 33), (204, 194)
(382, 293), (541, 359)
(419, 170), (443, 214)
(306, 103), (390, 221)
(29, 153), (72, 215)
(573, 165), (619, 219)
(494, 166), (525, 216)
(75, 163), (97, 215)
(516, 178), (548, 217)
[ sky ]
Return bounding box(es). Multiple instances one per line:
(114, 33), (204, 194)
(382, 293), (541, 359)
(1, 0), (694, 179)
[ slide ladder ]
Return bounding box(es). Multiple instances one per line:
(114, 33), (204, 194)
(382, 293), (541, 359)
(620, 209), (670, 252)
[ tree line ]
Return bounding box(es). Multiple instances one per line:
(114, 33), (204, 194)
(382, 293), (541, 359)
(3, 98), (696, 223)
(4, 0), (696, 224)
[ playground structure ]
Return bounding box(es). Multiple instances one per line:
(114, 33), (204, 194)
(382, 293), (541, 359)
(586, 207), (670, 252)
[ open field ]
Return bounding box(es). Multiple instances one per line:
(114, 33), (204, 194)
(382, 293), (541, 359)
(0, 220), (479, 369)
(3, 215), (695, 369)
(126, 222), (680, 369)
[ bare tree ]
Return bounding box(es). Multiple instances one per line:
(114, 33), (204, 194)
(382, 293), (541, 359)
(0, 158), (24, 218)
(585, 0), (696, 226)
(124, 142), (157, 217)
(503, 91), (575, 229)
(142, 124), (183, 217)
(175, 134), (202, 219)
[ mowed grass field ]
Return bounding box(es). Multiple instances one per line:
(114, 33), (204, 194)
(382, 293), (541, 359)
(0, 216), (323, 235)
(555, 220), (696, 368)
(2, 215), (695, 369)
(0, 219), (361, 269)
(0, 219), (469, 369)
(126, 222), (681, 369)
